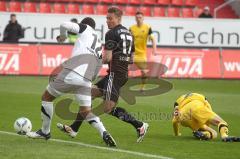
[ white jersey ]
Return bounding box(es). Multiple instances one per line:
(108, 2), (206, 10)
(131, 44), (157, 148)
(60, 21), (102, 58)
(59, 22), (102, 81)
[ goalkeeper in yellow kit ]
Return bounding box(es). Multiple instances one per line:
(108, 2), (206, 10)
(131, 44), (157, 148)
(130, 11), (156, 92)
(172, 93), (240, 142)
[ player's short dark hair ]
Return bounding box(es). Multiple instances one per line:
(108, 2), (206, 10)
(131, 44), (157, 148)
(81, 17), (96, 29)
(174, 102), (178, 108)
(10, 13), (16, 17)
(135, 11), (144, 16)
(70, 18), (78, 23)
(108, 7), (123, 17)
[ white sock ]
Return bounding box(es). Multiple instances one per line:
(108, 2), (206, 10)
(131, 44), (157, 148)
(41, 101), (53, 134)
(86, 113), (106, 137)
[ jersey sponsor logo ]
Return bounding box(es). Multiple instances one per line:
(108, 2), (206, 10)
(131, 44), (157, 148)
(0, 47), (20, 74)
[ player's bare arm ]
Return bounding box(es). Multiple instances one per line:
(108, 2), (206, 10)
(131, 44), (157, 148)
(102, 49), (112, 63)
(149, 35), (157, 55)
(172, 117), (181, 136)
(172, 107), (181, 136)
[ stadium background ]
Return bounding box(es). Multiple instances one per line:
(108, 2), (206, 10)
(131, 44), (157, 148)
(0, 0), (240, 159)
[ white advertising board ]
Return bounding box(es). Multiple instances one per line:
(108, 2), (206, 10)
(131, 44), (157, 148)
(0, 12), (239, 48)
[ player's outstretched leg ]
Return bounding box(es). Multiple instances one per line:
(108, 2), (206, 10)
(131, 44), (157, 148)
(110, 107), (149, 143)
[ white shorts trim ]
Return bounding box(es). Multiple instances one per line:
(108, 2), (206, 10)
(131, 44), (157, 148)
(47, 84), (62, 97)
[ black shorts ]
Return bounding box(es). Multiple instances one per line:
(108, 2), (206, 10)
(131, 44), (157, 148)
(95, 72), (128, 102)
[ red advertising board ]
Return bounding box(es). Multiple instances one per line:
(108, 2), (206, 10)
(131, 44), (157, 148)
(149, 48), (221, 78)
(0, 43), (239, 79)
(0, 44), (72, 75)
(0, 44), (38, 75)
(221, 50), (240, 78)
(37, 45), (72, 75)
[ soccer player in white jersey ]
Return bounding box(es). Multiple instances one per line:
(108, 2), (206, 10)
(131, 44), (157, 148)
(27, 17), (117, 147)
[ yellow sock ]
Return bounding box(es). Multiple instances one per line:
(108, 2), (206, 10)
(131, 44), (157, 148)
(218, 123), (229, 138)
(140, 83), (145, 90)
(140, 75), (147, 91)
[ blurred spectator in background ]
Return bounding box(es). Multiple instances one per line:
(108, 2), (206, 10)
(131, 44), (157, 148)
(67, 18), (78, 43)
(198, 6), (213, 18)
(3, 14), (24, 43)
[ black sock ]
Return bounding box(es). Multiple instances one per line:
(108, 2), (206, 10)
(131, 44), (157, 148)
(70, 113), (84, 132)
(110, 107), (143, 129)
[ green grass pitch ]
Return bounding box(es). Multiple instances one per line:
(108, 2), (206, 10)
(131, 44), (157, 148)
(0, 76), (240, 159)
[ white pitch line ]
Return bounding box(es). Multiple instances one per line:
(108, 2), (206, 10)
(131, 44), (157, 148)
(0, 130), (173, 159)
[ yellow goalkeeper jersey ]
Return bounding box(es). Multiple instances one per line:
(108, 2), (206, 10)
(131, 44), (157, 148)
(175, 93), (212, 110)
(130, 24), (153, 60)
(172, 93), (215, 134)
